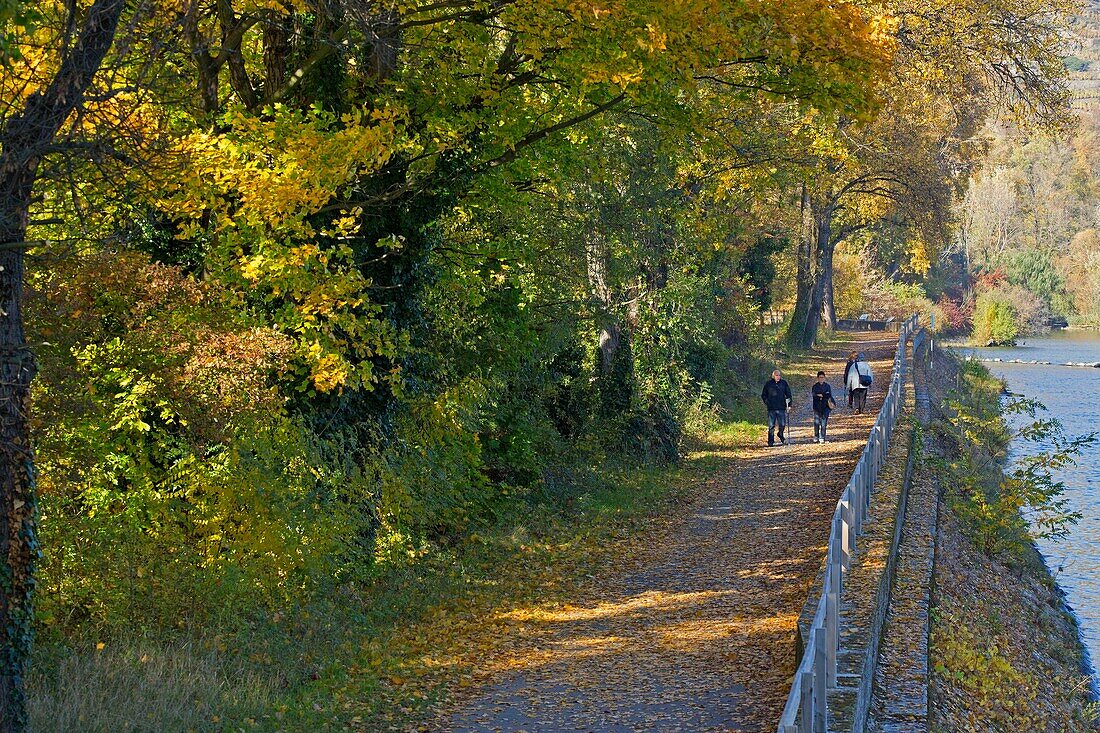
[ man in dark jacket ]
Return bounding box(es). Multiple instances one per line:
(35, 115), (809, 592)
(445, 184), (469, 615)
(761, 369), (793, 446)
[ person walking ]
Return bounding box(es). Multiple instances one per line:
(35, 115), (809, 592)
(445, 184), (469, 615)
(761, 369), (793, 446)
(811, 370), (837, 443)
(846, 352), (873, 414)
(842, 351), (858, 409)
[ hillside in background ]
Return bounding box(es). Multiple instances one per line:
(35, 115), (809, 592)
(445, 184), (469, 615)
(1068, 1), (1100, 107)
(942, 5), (1100, 338)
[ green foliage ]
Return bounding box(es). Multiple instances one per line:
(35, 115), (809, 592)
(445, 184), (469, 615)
(934, 360), (1092, 558)
(0, 0), (36, 62)
(1064, 55), (1091, 73)
(376, 382), (496, 544)
(737, 235), (786, 311)
(29, 251), (371, 634)
(1006, 249), (1064, 311)
(971, 291), (1020, 346)
(932, 610), (1029, 703)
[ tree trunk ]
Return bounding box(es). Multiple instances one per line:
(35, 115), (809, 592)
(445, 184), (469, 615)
(0, 178), (36, 733)
(802, 270), (824, 349)
(263, 18), (290, 101)
(585, 231), (634, 415)
(799, 196), (840, 348)
(585, 232), (620, 374)
(0, 0), (125, 727)
(182, 3), (220, 115)
(820, 253), (837, 329)
(217, 0), (259, 110)
(787, 184), (814, 345)
(817, 205), (838, 331)
(597, 321), (622, 373)
(366, 7), (401, 81)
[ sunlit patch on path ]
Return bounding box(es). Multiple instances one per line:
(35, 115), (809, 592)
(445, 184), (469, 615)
(437, 332), (896, 732)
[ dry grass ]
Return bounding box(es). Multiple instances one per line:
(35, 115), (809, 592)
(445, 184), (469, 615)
(29, 636), (276, 733)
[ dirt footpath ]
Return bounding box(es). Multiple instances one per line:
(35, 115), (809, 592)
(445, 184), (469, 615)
(438, 332), (896, 733)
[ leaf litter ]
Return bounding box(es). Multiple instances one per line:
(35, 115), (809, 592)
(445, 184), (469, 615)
(370, 333), (899, 733)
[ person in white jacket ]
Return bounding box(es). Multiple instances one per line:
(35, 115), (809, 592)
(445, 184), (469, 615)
(845, 353), (873, 413)
(842, 351), (857, 408)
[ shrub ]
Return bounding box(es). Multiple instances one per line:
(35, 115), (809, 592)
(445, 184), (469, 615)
(862, 278), (937, 323)
(971, 281), (1049, 345)
(1005, 249), (1064, 312)
(937, 296), (974, 335)
(935, 359), (1090, 558)
(30, 252), (363, 634)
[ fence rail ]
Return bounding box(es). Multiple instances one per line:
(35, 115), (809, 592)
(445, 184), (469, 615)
(776, 313), (919, 733)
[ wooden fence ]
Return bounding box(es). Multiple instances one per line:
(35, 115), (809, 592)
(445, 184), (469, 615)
(776, 313), (920, 733)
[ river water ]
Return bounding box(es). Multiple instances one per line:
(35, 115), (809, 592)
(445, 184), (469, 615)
(957, 330), (1100, 676)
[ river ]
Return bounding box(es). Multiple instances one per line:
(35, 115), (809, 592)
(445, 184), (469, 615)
(957, 329), (1100, 678)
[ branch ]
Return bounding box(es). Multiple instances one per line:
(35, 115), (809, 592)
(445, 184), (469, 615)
(39, 141), (139, 166)
(212, 14), (264, 68)
(835, 172), (907, 202)
(717, 55), (770, 66)
(694, 75), (779, 95)
(1, 0), (126, 175)
(271, 23), (351, 103)
(831, 222), (869, 247)
(478, 93), (627, 171)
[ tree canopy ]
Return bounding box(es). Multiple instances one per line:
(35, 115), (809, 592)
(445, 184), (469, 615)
(0, 0), (1076, 728)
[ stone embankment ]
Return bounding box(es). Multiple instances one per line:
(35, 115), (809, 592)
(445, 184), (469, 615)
(866, 338), (938, 732)
(793, 373), (916, 732)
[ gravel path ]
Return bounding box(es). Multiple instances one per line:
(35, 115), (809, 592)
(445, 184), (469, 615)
(438, 332), (898, 733)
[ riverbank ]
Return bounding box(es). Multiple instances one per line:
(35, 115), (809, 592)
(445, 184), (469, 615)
(927, 350), (1097, 731)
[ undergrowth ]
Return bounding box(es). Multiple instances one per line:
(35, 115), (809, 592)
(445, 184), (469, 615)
(30, 393), (765, 733)
(933, 358), (1092, 560)
(29, 316), (816, 733)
